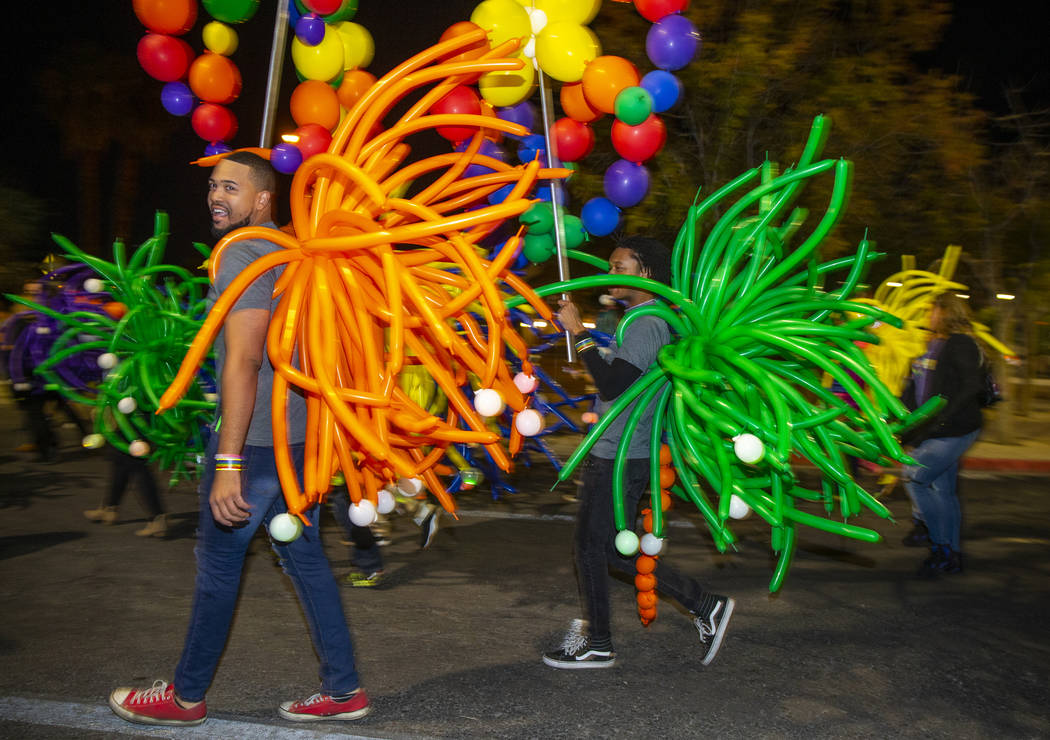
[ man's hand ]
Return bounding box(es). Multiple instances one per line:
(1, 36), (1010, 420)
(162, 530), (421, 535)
(556, 298), (586, 335)
(210, 471), (251, 526)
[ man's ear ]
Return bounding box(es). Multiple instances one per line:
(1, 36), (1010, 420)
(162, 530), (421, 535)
(255, 189), (272, 214)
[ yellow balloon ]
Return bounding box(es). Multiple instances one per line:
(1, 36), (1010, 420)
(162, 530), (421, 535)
(291, 29), (345, 82)
(335, 21), (375, 71)
(536, 0), (601, 25)
(478, 59), (537, 107)
(535, 22), (600, 82)
(202, 21), (239, 56)
(471, 0), (532, 49)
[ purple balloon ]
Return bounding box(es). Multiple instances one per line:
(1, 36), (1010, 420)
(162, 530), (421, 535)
(270, 143), (303, 174)
(641, 70), (683, 113)
(204, 141), (232, 156)
(295, 13), (326, 46)
(161, 81), (195, 117)
(604, 160), (650, 209)
(497, 101), (537, 136)
(646, 13), (701, 71)
(456, 138), (507, 178)
(581, 197), (621, 237)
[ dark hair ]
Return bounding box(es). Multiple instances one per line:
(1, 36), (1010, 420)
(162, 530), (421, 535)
(617, 235), (671, 285)
(222, 151), (276, 194)
(931, 292), (974, 336)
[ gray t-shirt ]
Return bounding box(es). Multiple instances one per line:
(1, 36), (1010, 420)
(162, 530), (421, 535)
(590, 304), (671, 459)
(207, 224), (307, 446)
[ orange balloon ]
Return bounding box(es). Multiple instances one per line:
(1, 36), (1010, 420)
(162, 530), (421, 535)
(581, 55), (639, 114)
(133, 0), (197, 35)
(438, 21), (491, 84)
(659, 466), (676, 489)
(291, 80), (341, 130)
(659, 490), (672, 511)
(658, 443), (672, 465)
(638, 606), (657, 622)
(636, 554), (658, 574)
(642, 510), (653, 532)
(560, 81), (601, 123)
(635, 573), (657, 591)
(102, 301), (128, 320)
(188, 52), (242, 105)
(637, 591), (658, 609)
(336, 70), (377, 111)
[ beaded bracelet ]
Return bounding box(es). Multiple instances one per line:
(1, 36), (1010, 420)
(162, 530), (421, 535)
(574, 336), (597, 354)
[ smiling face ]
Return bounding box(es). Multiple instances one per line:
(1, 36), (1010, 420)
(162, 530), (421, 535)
(607, 246), (651, 306)
(207, 159), (271, 238)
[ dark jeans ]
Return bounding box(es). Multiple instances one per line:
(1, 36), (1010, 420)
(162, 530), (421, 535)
(106, 448), (163, 518)
(575, 455), (711, 644)
(328, 486), (383, 573)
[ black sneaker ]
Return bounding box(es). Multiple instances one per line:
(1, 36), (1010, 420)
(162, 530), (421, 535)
(543, 620), (614, 669)
(420, 509), (439, 549)
(917, 545), (963, 578)
(693, 596), (735, 665)
(902, 520), (930, 547)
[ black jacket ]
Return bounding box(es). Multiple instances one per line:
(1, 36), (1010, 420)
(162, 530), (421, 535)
(900, 333), (983, 444)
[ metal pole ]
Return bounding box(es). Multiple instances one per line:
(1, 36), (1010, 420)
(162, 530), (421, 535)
(536, 65), (576, 362)
(259, 1), (291, 148)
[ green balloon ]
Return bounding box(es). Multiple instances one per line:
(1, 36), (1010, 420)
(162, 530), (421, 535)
(203, 0), (260, 24)
(522, 232), (556, 263)
(615, 86), (653, 126)
(520, 202), (555, 235)
(559, 213), (587, 250)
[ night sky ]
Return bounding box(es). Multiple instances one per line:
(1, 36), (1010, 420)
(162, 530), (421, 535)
(3, 1), (1046, 271)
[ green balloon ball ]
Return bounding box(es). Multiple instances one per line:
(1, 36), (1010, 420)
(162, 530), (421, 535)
(522, 232), (556, 263)
(614, 86), (653, 126)
(520, 202), (555, 235)
(559, 213), (587, 250)
(203, 0), (260, 24)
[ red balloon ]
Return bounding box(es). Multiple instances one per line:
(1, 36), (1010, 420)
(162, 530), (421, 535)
(551, 118), (594, 162)
(611, 114), (667, 163)
(136, 34), (194, 82)
(133, 0), (197, 34)
(191, 103), (238, 142)
(634, 0), (689, 23)
(431, 85), (482, 144)
(294, 123), (333, 159)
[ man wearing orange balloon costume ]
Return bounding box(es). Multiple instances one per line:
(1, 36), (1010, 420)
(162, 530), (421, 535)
(544, 237), (734, 670)
(109, 152), (370, 727)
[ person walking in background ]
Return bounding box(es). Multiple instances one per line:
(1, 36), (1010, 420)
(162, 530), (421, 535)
(544, 236), (735, 670)
(84, 448), (167, 537)
(900, 293), (985, 577)
(108, 152), (370, 727)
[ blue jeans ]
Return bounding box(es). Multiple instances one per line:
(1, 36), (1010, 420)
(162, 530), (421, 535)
(328, 486), (383, 573)
(173, 438), (360, 701)
(575, 456), (712, 644)
(902, 429), (980, 551)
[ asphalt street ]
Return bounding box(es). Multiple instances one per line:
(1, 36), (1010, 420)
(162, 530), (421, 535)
(0, 400), (1048, 739)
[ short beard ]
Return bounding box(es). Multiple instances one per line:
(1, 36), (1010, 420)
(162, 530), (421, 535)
(210, 214), (253, 239)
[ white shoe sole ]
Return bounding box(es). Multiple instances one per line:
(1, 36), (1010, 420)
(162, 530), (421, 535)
(700, 597), (735, 666)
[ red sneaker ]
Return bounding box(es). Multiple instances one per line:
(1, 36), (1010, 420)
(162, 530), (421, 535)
(109, 680), (207, 726)
(278, 689), (370, 721)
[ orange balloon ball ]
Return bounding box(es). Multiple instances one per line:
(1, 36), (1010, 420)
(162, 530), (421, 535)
(290, 80), (341, 130)
(642, 511), (653, 532)
(638, 606), (657, 622)
(438, 21), (491, 83)
(188, 52), (242, 104)
(637, 590), (658, 609)
(636, 554), (658, 574)
(133, 0), (197, 35)
(582, 55), (640, 114)
(659, 490), (673, 511)
(659, 443), (672, 466)
(102, 301), (128, 320)
(560, 81), (602, 123)
(659, 466), (676, 489)
(635, 573), (657, 591)
(336, 70), (377, 111)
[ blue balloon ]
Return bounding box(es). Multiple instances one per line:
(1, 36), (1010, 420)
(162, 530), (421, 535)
(295, 14), (326, 46)
(604, 159), (650, 208)
(161, 81), (195, 117)
(517, 133), (548, 165)
(581, 197), (621, 237)
(270, 143), (303, 174)
(535, 184), (570, 207)
(487, 183), (516, 205)
(287, 0), (302, 25)
(646, 13), (700, 71)
(204, 141), (232, 156)
(497, 101), (537, 137)
(641, 70), (683, 113)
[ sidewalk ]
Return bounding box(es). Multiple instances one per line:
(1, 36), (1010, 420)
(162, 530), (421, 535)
(962, 397), (1050, 473)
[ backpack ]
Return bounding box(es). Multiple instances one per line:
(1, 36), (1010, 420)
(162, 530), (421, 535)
(978, 364), (1003, 407)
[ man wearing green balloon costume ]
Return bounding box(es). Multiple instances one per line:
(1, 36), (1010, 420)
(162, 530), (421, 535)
(109, 152), (370, 726)
(544, 236), (735, 670)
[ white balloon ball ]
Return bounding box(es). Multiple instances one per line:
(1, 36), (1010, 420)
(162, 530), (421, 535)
(348, 499), (378, 527)
(13, 382), (31, 392)
(97, 352), (118, 369)
(376, 488), (396, 514)
(82, 433), (105, 449)
(514, 408), (545, 437)
(527, 7), (548, 33)
(598, 293), (616, 306)
(521, 36), (536, 59)
(733, 433), (765, 464)
(117, 396), (137, 414)
(640, 533), (666, 556)
(473, 388), (505, 417)
(128, 439), (150, 457)
(269, 513), (303, 542)
(728, 494), (752, 519)
(513, 372), (539, 394)
(83, 278), (104, 293)
(35, 326), (51, 335)
(203, 392), (218, 403)
(615, 529), (640, 557)
(397, 476), (424, 497)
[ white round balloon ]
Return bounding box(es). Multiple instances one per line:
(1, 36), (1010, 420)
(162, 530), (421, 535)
(117, 396), (137, 414)
(128, 439), (150, 457)
(396, 476), (424, 497)
(733, 433), (765, 464)
(269, 513), (303, 542)
(615, 529), (640, 557)
(348, 499), (378, 527)
(513, 372), (539, 394)
(728, 494), (752, 519)
(473, 388), (505, 417)
(640, 533), (666, 556)
(376, 488), (396, 514)
(97, 352), (118, 369)
(514, 408), (544, 437)
(83, 278), (104, 293)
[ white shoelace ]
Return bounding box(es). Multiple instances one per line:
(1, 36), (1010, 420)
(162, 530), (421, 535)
(297, 693), (327, 707)
(561, 619), (588, 655)
(130, 680), (171, 705)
